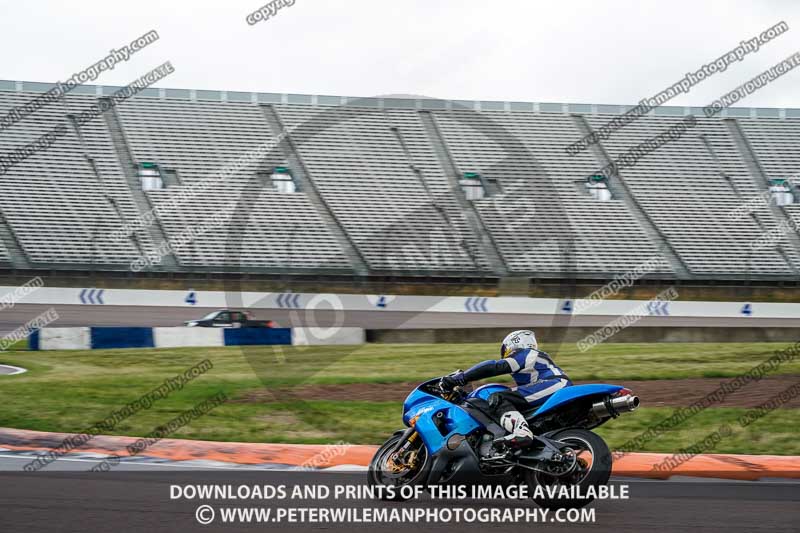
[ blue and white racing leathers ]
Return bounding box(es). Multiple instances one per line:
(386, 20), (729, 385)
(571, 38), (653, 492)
(454, 348), (572, 407)
(504, 348), (572, 406)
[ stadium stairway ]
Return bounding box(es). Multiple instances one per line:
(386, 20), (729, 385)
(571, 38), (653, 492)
(418, 110), (507, 275)
(261, 104), (368, 275)
(386, 119), (484, 272)
(724, 118), (800, 271)
(270, 103), (482, 275)
(66, 113), (148, 262)
(571, 114), (689, 278)
(100, 98), (179, 268)
(0, 209), (29, 268)
(382, 107), (490, 273)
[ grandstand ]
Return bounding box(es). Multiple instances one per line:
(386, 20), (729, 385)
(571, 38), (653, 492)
(1, 79), (799, 282)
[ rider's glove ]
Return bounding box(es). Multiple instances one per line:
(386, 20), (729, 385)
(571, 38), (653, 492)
(441, 371), (466, 391)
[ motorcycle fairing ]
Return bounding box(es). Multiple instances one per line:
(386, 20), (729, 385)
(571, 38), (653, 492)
(403, 386), (482, 454)
(532, 384), (623, 418)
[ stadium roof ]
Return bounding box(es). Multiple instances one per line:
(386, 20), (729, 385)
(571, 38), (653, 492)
(1, 78), (796, 119)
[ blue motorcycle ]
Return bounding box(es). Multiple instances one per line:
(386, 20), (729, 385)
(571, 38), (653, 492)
(368, 377), (639, 508)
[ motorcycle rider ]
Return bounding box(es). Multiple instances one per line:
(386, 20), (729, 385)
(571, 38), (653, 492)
(440, 330), (572, 448)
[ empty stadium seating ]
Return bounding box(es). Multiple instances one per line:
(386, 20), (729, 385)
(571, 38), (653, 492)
(0, 90), (145, 266)
(114, 97), (350, 270)
(583, 113), (799, 275)
(0, 80), (798, 279)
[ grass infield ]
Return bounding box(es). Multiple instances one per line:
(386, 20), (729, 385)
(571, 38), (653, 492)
(0, 342), (797, 454)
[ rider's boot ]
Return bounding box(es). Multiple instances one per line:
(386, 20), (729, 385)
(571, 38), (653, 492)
(496, 411), (534, 449)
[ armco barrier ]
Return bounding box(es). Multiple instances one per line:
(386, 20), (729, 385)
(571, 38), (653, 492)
(29, 326), (362, 350)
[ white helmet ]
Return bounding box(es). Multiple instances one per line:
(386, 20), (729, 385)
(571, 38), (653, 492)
(500, 330), (538, 358)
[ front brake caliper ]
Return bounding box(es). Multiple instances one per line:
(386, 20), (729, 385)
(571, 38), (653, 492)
(406, 450), (418, 469)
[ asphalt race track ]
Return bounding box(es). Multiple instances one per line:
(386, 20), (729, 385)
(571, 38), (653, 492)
(0, 451), (797, 533)
(4, 303), (798, 334)
(4, 302), (796, 531)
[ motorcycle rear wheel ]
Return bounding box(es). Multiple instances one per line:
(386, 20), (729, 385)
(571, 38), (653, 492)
(526, 428), (612, 509)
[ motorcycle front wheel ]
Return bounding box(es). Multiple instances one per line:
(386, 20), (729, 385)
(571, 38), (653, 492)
(367, 431), (430, 501)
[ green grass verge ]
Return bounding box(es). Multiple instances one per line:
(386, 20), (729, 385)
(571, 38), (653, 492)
(6, 340), (795, 385)
(1, 338), (27, 351)
(0, 342), (798, 454)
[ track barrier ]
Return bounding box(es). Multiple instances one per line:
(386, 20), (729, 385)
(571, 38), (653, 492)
(28, 326), (362, 350)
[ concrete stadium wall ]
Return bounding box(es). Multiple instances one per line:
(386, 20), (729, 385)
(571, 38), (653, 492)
(6, 286), (800, 320)
(367, 327), (800, 344)
(7, 273), (800, 303)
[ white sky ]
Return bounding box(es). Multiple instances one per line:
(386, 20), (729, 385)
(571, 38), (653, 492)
(2, 0), (800, 107)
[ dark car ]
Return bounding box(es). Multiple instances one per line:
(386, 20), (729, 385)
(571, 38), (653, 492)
(184, 310), (276, 328)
